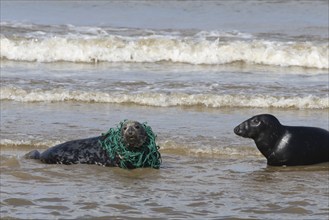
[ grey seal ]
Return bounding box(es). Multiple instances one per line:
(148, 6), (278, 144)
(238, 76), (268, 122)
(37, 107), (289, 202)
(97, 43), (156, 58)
(24, 121), (160, 169)
(234, 114), (329, 166)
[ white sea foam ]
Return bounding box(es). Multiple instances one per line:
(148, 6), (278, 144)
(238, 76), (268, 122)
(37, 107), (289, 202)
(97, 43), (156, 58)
(1, 87), (328, 109)
(159, 140), (261, 158)
(0, 138), (61, 148)
(1, 34), (328, 68)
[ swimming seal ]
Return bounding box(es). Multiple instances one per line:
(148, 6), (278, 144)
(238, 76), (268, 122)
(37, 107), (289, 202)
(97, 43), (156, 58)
(234, 114), (329, 166)
(25, 121), (161, 169)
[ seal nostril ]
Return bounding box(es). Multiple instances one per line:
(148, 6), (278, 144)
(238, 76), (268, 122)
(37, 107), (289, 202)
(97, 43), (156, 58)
(127, 127), (134, 136)
(234, 127), (239, 134)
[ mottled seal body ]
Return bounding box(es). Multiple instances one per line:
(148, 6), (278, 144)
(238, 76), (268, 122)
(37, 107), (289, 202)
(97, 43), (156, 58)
(234, 114), (329, 166)
(25, 121), (153, 168)
(25, 136), (115, 165)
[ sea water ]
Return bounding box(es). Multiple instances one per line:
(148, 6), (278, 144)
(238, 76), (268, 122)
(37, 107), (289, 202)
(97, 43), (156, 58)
(1, 1), (328, 219)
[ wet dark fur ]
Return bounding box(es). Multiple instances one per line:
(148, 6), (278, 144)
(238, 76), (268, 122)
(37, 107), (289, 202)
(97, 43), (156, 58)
(25, 121), (148, 168)
(234, 114), (329, 166)
(25, 136), (117, 166)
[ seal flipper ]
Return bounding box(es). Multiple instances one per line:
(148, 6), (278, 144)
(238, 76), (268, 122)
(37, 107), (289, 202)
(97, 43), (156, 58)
(24, 150), (41, 159)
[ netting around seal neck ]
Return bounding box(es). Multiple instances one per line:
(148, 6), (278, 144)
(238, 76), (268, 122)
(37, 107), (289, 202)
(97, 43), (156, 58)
(99, 120), (162, 169)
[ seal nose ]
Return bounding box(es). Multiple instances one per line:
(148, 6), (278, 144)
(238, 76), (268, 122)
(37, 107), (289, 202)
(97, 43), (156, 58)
(127, 127), (134, 136)
(234, 126), (240, 135)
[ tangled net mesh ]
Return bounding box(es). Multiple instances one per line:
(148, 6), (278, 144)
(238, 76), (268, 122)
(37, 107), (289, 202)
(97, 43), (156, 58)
(99, 121), (162, 169)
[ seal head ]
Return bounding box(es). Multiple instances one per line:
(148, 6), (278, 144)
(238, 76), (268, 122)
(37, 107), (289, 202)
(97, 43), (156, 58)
(234, 114), (284, 160)
(234, 114), (282, 139)
(121, 121), (147, 148)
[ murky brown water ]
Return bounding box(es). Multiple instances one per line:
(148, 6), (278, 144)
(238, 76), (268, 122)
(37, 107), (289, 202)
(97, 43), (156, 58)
(1, 97), (329, 219)
(1, 146), (328, 220)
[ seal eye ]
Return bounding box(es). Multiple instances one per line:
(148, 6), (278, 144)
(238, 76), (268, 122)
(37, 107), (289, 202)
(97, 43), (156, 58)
(251, 118), (261, 126)
(123, 126), (127, 131)
(135, 125), (140, 129)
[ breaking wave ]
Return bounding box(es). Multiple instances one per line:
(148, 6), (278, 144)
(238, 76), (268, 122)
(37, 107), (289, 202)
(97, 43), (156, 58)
(1, 87), (328, 109)
(1, 23), (328, 69)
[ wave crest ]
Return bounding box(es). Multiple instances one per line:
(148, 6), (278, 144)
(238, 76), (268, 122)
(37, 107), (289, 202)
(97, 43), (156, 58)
(1, 35), (328, 69)
(1, 87), (327, 109)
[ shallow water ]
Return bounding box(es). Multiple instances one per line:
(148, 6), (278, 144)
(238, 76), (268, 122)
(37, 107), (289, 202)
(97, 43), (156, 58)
(1, 0), (329, 219)
(1, 149), (329, 220)
(1, 101), (329, 219)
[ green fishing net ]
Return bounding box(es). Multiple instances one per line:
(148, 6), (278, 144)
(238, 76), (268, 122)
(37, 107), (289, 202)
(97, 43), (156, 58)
(99, 121), (161, 169)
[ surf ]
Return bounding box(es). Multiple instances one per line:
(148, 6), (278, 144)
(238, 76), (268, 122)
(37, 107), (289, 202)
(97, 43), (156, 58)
(1, 23), (328, 69)
(1, 86), (328, 109)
